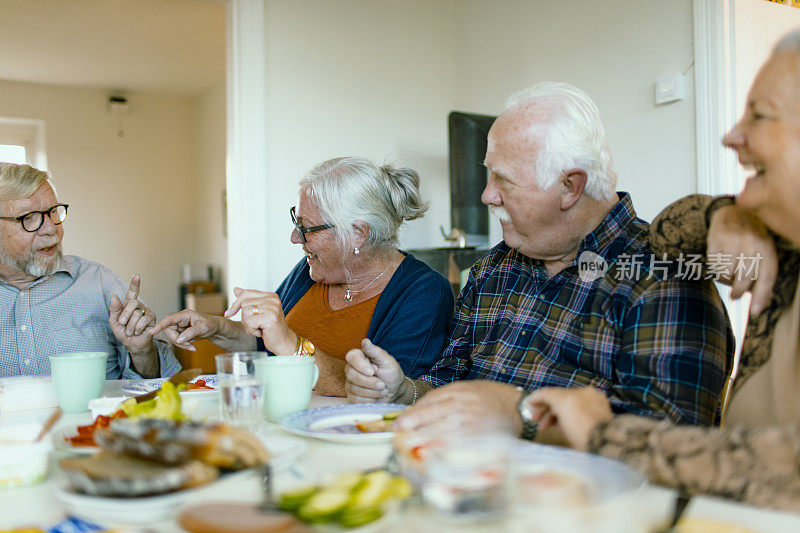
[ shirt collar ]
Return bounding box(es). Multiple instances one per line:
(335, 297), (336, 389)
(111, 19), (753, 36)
(576, 192), (638, 260)
(56, 254), (77, 278)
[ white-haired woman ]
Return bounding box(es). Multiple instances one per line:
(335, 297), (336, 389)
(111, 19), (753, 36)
(151, 157), (454, 397)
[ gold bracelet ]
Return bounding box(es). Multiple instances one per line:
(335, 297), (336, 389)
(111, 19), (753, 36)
(294, 337), (315, 356)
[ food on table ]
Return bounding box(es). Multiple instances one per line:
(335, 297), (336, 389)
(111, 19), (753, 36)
(59, 418), (270, 497)
(279, 470), (412, 528)
(95, 418), (269, 469)
(516, 469), (595, 506)
(59, 450), (219, 497)
(67, 410), (127, 448)
(120, 381), (184, 420)
(178, 503), (314, 533)
(673, 518), (757, 533)
(182, 379), (214, 391)
(354, 410), (403, 433)
(65, 381), (185, 448)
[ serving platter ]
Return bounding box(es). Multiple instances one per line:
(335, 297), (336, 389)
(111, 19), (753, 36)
(280, 403), (406, 443)
(121, 374), (218, 400)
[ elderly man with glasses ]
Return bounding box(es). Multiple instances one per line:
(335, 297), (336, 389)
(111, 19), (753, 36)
(0, 163), (180, 379)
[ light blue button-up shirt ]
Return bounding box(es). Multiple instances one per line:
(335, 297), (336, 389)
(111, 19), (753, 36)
(0, 255), (181, 378)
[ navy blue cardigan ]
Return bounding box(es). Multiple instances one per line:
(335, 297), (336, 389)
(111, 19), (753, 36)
(256, 253), (454, 377)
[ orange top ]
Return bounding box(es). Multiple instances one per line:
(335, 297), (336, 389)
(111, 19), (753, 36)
(285, 282), (380, 360)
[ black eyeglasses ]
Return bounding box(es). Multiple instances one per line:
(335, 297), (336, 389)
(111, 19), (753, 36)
(0, 204), (69, 232)
(290, 206), (334, 243)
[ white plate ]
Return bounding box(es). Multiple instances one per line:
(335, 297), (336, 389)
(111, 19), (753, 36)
(511, 441), (647, 499)
(280, 403), (405, 443)
(52, 425), (100, 455)
(121, 374), (218, 400)
(255, 431), (308, 471)
(55, 469), (252, 525)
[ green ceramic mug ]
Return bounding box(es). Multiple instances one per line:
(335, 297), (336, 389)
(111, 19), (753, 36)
(49, 352), (108, 413)
(257, 356), (319, 423)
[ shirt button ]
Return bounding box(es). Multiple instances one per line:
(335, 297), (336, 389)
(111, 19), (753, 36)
(20, 324), (27, 332)
(24, 358), (30, 365)
(521, 331), (527, 336)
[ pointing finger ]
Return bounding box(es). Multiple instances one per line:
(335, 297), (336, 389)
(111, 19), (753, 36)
(125, 274), (141, 302)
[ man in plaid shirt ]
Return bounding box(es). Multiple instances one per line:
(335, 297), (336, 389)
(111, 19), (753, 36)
(345, 82), (733, 430)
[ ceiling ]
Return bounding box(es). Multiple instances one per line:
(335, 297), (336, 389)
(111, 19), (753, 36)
(0, 0), (226, 96)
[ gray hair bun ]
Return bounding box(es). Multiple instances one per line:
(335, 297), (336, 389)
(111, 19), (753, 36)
(380, 163), (429, 222)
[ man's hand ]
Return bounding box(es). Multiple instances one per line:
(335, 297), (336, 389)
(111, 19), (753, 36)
(223, 287), (296, 355)
(109, 274), (156, 355)
(395, 381), (522, 436)
(524, 387), (613, 451)
(708, 204), (778, 315)
(344, 339), (406, 403)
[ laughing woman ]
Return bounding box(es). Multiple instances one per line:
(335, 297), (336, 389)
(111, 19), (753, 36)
(151, 157), (454, 397)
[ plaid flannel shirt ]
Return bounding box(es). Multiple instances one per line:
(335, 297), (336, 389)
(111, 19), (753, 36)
(419, 193), (734, 425)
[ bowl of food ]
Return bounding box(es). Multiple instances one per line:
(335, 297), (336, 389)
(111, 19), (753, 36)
(0, 423), (53, 487)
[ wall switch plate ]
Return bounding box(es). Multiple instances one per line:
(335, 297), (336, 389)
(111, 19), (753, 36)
(654, 73), (686, 105)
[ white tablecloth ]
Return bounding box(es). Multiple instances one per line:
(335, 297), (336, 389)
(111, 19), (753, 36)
(1, 380), (799, 532)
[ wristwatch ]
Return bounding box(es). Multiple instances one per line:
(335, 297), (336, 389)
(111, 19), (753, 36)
(516, 387), (539, 441)
(294, 337), (315, 357)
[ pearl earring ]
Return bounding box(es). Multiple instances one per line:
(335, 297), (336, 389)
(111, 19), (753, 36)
(354, 248), (360, 255)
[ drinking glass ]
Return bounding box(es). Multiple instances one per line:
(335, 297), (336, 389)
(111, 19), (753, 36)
(395, 414), (514, 523)
(215, 352), (267, 427)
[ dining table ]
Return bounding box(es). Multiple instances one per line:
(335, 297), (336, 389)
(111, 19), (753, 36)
(2, 379), (800, 532)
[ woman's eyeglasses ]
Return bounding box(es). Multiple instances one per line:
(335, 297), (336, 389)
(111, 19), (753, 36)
(290, 206), (334, 243)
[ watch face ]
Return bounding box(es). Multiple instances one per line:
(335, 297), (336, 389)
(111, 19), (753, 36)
(518, 393), (535, 421)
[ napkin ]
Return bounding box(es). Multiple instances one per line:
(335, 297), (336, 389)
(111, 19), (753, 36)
(0, 375), (58, 412)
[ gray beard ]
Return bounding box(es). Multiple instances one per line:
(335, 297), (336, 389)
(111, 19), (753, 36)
(0, 241), (63, 278)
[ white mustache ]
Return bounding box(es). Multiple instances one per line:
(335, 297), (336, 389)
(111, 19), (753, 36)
(34, 239), (59, 251)
(489, 205), (511, 223)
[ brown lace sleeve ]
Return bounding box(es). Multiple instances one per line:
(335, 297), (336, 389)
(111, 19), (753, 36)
(648, 194), (734, 258)
(588, 415), (800, 512)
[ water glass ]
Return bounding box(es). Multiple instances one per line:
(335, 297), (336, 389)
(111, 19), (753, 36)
(215, 352), (267, 427)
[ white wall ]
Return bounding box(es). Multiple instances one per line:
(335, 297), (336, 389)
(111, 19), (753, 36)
(194, 79), (228, 295)
(251, 0), (457, 291)
(241, 1), (698, 293)
(0, 79), (199, 318)
(452, 0), (696, 244)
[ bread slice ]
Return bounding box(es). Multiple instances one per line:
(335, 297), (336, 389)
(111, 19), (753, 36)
(59, 450), (219, 497)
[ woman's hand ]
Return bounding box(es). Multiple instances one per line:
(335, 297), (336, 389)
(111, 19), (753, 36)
(708, 204), (778, 315)
(224, 287), (297, 354)
(149, 309), (252, 352)
(524, 387), (613, 451)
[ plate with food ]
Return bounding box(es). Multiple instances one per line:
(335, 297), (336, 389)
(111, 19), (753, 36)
(56, 417), (270, 525)
(121, 374), (218, 400)
(280, 403), (405, 443)
(509, 442), (654, 532)
(55, 382), (197, 455)
(56, 467), (253, 525)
